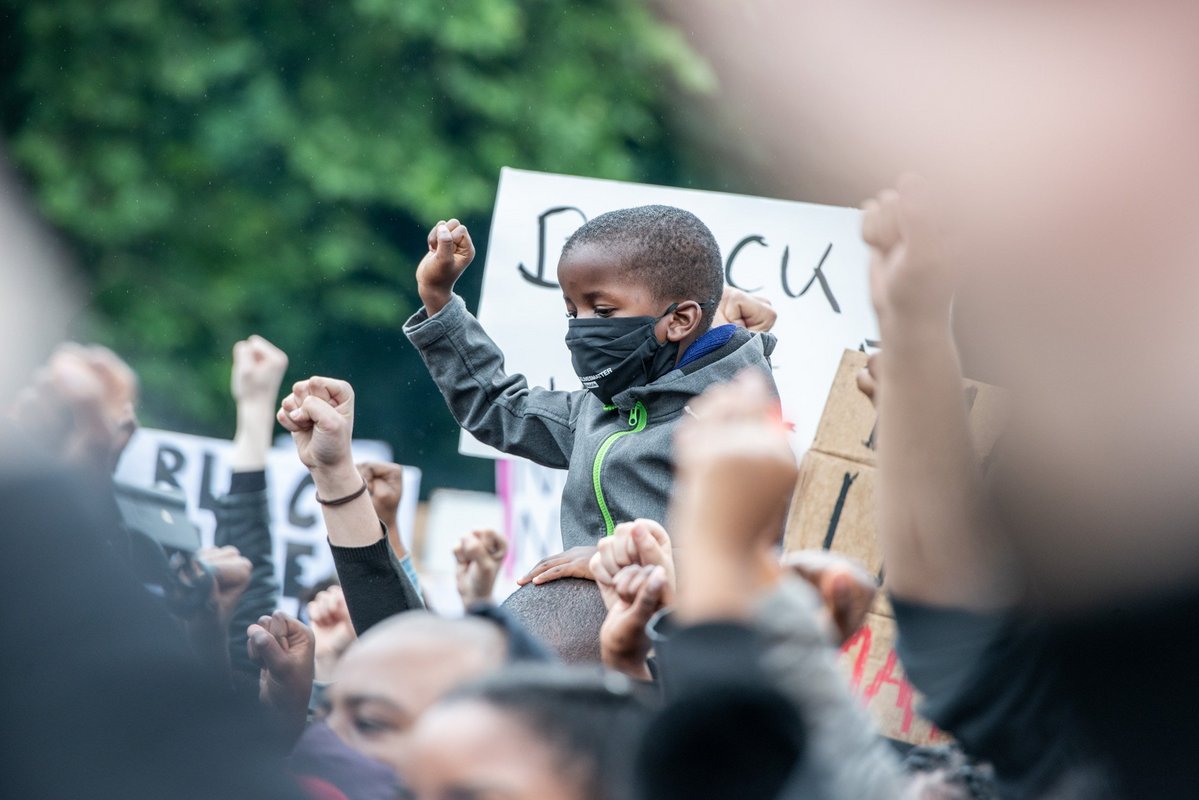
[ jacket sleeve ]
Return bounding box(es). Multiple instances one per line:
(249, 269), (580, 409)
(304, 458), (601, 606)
(754, 578), (905, 800)
(404, 295), (578, 468)
(330, 533), (425, 636)
(213, 470), (278, 678)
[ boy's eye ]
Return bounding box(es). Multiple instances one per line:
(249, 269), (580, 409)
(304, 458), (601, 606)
(595, 307), (615, 318)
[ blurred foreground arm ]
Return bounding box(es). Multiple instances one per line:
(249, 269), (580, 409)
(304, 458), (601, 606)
(862, 177), (1016, 609)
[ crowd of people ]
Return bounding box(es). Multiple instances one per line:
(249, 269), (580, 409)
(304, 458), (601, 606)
(5, 172), (1199, 800)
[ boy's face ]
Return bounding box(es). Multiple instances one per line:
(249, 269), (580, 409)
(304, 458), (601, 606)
(557, 243), (664, 321)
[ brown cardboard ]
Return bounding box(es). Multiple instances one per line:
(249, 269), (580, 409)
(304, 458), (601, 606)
(810, 349), (1008, 469)
(785, 451), (881, 575)
(838, 612), (948, 746)
(811, 350), (879, 466)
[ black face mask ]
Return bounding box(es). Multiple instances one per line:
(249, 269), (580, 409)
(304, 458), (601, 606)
(565, 304), (680, 406)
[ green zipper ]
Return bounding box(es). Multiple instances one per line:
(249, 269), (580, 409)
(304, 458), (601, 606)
(592, 400), (649, 536)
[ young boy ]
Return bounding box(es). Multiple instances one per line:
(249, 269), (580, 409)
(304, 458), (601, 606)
(404, 206), (778, 582)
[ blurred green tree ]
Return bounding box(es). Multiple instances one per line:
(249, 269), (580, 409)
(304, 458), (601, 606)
(0, 0), (714, 493)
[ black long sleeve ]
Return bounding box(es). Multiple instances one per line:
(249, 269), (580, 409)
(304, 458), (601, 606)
(330, 532), (425, 636)
(213, 470), (278, 677)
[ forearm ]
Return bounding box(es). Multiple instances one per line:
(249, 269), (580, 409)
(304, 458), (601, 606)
(877, 315), (1014, 607)
(231, 400), (276, 471)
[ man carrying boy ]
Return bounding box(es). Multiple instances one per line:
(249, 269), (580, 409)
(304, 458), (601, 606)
(404, 206), (778, 583)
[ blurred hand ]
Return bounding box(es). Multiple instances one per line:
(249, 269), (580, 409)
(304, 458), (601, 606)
(518, 545), (597, 586)
(600, 564), (669, 681)
(196, 545), (252, 630)
(357, 461), (404, 527)
(861, 175), (957, 327)
(781, 550), (878, 645)
(10, 343), (139, 473)
(231, 335), (289, 406)
(247, 610), (315, 733)
(714, 286), (777, 332)
(307, 585), (356, 682)
(416, 219), (475, 315)
(671, 370), (798, 622)
(591, 519), (675, 610)
(856, 352), (880, 408)
(453, 528), (509, 606)
(278, 377), (356, 475)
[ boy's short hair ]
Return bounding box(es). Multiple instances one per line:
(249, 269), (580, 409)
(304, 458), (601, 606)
(561, 205), (725, 331)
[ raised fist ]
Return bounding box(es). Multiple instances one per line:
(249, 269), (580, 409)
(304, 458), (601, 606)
(600, 564), (668, 681)
(591, 519), (675, 611)
(231, 335), (289, 406)
(714, 286), (777, 332)
(358, 461), (404, 528)
(453, 528), (508, 607)
(416, 218), (475, 315)
(277, 377), (355, 473)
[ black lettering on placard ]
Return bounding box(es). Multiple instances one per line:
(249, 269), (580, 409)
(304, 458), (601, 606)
(288, 473), (318, 528)
(786, 242), (840, 313)
(517, 206), (588, 288)
(858, 338), (882, 352)
(282, 540), (316, 598)
(863, 420), (878, 451)
(724, 235), (768, 293)
(197, 450), (219, 512)
(823, 470), (859, 550)
(154, 445), (186, 489)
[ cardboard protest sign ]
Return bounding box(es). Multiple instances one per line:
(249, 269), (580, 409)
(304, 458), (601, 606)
(811, 349), (1007, 469)
(115, 428), (419, 615)
(462, 168), (878, 459)
(839, 612), (945, 746)
(786, 348), (1005, 744)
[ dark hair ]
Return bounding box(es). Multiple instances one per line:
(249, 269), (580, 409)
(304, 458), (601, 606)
(560, 205), (724, 331)
(443, 665), (650, 800)
(500, 578), (607, 664)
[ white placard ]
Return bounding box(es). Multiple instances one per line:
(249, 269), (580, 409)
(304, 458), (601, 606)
(115, 428), (419, 614)
(461, 168), (878, 458)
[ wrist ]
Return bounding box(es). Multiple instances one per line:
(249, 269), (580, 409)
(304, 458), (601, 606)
(603, 649), (653, 681)
(311, 463), (364, 499)
(418, 284), (453, 316)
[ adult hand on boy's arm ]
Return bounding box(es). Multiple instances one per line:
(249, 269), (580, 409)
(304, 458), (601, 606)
(862, 176), (1016, 608)
(518, 545), (598, 586)
(278, 377), (381, 548)
(416, 218), (475, 315)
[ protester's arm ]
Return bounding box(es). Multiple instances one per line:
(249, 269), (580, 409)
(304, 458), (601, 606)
(307, 585), (356, 683)
(358, 460), (423, 594)
(278, 377), (424, 635)
(217, 336), (288, 676)
(862, 178), (1017, 608)
(659, 371), (904, 799)
(405, 220), (578, 467)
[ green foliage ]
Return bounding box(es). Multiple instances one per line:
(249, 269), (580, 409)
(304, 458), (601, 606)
(0, 0), (713, 493)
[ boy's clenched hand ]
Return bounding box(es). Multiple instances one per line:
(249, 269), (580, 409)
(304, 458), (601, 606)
(416, 218), (475, 315)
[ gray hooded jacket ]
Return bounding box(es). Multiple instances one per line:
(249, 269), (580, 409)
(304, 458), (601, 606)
(404, 294), (778, 549)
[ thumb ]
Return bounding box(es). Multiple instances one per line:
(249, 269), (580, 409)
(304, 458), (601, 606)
(632, 566), (667, 621)
(435, 224), (454, 260)
(247, 624), (287, 671)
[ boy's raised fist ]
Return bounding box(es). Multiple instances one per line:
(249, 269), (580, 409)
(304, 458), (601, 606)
(416, 218), (475, 315)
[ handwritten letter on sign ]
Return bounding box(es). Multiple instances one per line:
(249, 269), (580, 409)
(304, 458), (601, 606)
(461, 168), (879, 458)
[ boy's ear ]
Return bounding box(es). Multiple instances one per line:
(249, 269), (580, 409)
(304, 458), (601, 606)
(663, 301), (705, 343)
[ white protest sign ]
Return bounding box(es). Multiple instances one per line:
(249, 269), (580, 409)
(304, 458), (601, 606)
(462, 168), (878, 458)
(115, 428), (420, 614)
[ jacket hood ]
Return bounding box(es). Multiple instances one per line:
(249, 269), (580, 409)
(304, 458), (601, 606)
(611, 328), (777, 413)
